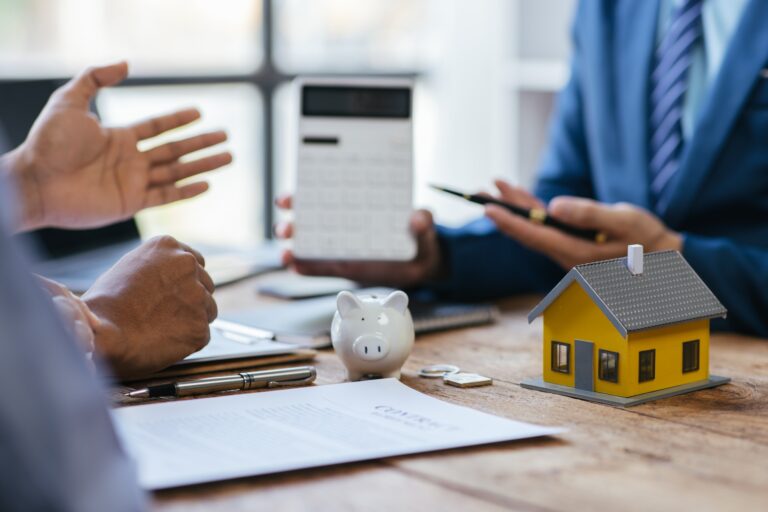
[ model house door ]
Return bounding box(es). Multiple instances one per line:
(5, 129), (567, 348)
(575, 340), (594, 391)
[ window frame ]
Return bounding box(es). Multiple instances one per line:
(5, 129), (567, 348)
(0, 0), (420, 240)
(638, 349), (656, 383)
(598, 349), (619, 383)
(682, 340), (700, 373)
(550, 341), (570, 374)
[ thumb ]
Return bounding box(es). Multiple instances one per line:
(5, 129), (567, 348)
(409, 209), (435, 236)
(54, 61), (129, 109)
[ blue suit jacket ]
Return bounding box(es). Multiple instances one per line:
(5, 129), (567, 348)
(435, 0), (768, 336)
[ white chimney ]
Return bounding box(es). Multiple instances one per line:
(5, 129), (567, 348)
(627, 244), (644, 275)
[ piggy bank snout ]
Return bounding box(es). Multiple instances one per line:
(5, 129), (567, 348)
(352, 334), (390, 361)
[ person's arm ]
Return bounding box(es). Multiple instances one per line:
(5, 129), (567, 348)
(0, 205), (146, 511)
(83, 235), (218, 379)
(682, 235), (768, 336)
(1, 61), (232, 233)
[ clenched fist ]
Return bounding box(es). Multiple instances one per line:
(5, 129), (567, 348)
(82, 235), (217, 379)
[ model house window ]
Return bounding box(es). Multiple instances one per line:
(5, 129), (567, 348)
(551, 341), (570, 374)
(682, 340), (700, 373)
(638, 349), (655, 382)
(599, 350), (619, 383)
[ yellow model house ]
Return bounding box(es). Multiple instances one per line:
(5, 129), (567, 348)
(522, 245), (730, 407)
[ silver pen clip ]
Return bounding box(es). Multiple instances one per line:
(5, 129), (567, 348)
(268, 371), (317, 388)
(241, 366), (317, 390)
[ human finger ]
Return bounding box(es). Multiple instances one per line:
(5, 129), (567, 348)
(52, 295), (79, 322)
(144, 130), (228, 164)
(150, 152), (232, 186)
(131, 108), (201, 140)
(196, 283), (218, 323)
(409, 209), (434, 235)
(548, 196), (636, 237)
(494, 179), (545, 209)
(281, 249), (295, 267)
(72, 319), (96, 353)
(196, 266), (215, 295)
(485, 204), (618, 267)
(206, 294), (218, 322)
(70, 293), (101, 329)
(143, 181), (209, 208)
(275, 194), (293, 209)
(54, 61), (129, 109)
(53, 296), (95, 351)
(274, 221), (294, 239)
(176, 241), (206, 267)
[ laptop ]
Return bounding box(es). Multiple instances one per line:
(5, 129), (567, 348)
(2, 79), (281, 292)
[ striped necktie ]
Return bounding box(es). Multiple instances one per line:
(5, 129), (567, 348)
(648, 0), (704, 212)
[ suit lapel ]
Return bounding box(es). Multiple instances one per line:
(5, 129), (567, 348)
(663, 0), (768, 227)
(614, 0), (659, 209)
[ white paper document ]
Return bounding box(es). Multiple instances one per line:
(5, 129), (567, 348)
(176, 321), (297, 366)
(113, 379), (562, 490)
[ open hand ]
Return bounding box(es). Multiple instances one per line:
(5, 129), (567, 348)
(6, 61), (232, 231)
(275, 194), (443, 288)
(484, 179), (683, 269)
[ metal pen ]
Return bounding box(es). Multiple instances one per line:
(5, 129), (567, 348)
(126, 366), (317, 398)
(430, 184), (607, 243)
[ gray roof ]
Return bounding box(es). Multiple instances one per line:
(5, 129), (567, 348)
(528, 251), (727, 337)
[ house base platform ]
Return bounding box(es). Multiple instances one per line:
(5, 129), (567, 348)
(520, 375), (731, 407)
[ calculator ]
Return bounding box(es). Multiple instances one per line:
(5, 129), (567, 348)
(292, 78), (416, 261)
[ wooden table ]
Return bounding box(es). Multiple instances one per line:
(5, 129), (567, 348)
(130, 274), (768, 512)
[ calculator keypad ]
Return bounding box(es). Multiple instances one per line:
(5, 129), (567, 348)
(294, 122), (415, 261)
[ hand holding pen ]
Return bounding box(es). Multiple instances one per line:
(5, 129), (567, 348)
(430, 183), (606, 243)
(432, 179), (683, 270)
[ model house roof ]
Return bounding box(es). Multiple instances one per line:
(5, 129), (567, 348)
(528, 250), (727, 337)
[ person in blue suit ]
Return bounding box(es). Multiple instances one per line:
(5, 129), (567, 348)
(279, 0), (768, 337)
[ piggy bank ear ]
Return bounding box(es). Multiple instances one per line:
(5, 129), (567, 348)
(382, 290), (409, 314)
(337, 291), (363, 318)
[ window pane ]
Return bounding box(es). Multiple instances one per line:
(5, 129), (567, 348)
(639, 349), (655, 383)
(682, 340), (700, 373)
(274, 0), (432, 72)
(599, 350), (619, 383)
(274, 0), (519, 227)
(551, 341), (570, 374)
(97, 84), (263, 247)
(0, 0), (262, 77)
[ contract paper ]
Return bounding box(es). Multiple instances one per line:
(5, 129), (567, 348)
(112, 379), (562, 490)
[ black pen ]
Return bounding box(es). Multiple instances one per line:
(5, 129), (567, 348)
(126, 366), (317, 398)
(430, 184), (607, 243)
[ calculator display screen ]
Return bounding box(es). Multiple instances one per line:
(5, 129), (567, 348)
(302, 85), (411, 118)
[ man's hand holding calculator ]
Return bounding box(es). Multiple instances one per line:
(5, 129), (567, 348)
(275, 194), (443, 288)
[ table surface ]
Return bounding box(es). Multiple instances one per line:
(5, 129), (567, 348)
(124, 273), (768, 512)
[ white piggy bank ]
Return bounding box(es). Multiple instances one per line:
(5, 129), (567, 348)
(331, 290), (415, 381)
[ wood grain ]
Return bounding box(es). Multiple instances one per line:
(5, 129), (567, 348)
(121, 273), (768, 512)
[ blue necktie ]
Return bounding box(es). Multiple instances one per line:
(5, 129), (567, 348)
(648, 0), (704, 212)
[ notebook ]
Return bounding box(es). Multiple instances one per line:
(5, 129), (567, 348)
(221, 288), (499, 348)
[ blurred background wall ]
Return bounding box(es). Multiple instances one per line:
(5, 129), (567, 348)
(0, 0), (575, 246)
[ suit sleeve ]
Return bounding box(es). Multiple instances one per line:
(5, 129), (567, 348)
(682, 234), (768, 336)
(431, 2), (594, 299)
